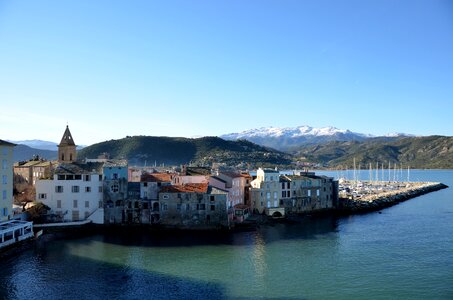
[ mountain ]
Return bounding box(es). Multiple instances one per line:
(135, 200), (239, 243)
(78, 136), (293, 168)
(13, 144), (58, 162)
(221, 125), (376, 151)
(10, 140), (58, 151)
(295, 136), (453, 169)
(10, 139), (85, 151)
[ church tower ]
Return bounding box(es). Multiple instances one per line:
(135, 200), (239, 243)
(58, 125), (77, 163)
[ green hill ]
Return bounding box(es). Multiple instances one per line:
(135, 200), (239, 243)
(295, 136), (453, 169)
(78, 136), (293, 168)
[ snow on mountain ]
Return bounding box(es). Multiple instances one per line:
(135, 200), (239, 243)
(221, 125), (372, 151)
(222, 125), (368, 140)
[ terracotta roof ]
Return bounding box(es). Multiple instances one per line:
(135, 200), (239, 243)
(160, 183), (208, 193)
(141, 173), (175, 183)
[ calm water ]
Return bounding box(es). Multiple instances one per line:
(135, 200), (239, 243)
(1, 170), (452, 300)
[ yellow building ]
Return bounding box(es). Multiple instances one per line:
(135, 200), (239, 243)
(1, 139), (16, 222)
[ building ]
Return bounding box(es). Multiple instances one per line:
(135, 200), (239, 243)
(250, 168), (285, 217)
(209, 172), (251, 223)
(36, 162), (105, 223)
(281, 172), (338, 214)
(101, 160), (129, 224)
(35, 126), (104, 224)
(1, 139), (15, 222)
(158, 183), (229, 229)
(250, 168), (338, 217)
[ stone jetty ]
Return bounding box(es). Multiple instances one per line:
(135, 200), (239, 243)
(338, 182), (448, 213)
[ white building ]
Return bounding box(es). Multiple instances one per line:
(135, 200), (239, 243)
(1, 139), (15, 222)
(36, 163), (105, 223)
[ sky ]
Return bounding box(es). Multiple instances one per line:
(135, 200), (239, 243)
(1, 0), (452, 145)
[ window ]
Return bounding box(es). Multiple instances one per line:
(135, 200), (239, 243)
(38, 193), (47, 199)
(3, 207), (8, 216)
(99, 175), (103, 181)
(85, 187), (91, 193)
(2, 175), (7, 184)
(113, 173), (118, 179)
(163, 194), (169, 199)
(2, 159), (7, 170)
(267, 201), (271, 208)
(210, 195), (215, 202)
(58, 175), (65, 180)
(111, 184), (119, 193)
(72, 186), (80, 193)
(55, 186), (64, 193)
(308, 190), (311, 197)
(197, 204), (206, 210)
(273, 192), (278, 199)
(98, 186), (103, 193)
(177, 204), (182, 210)
(210, 205), (215, 211)
(274, 200), (278, 207)
(75, 175), (81, 180)
(287, 182), (290, 189)
(316, 189), (320, 197)
(282, 182), (285, 189)
(73, 200), (78, 208)
(186, 203), (190, 211)
(162, 204), (168, 211)
(266, 192), (270, 199)
(144, 182), (148, 187)
(84, 175), (91, 181)
(57, 200), (61, 208)
(72, 210), (79, 221)
(85, 201), (89, 208)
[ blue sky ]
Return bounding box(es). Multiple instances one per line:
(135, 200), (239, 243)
(1, 0), (452, 145)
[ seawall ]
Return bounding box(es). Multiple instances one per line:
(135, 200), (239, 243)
(338, 182), (448, 214)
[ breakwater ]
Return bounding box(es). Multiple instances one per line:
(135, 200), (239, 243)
(338, 182), (448, 213)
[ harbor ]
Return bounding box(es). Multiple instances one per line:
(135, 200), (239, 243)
(337, 180), (448, 213)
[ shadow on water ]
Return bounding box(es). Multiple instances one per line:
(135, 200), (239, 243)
(53, 215), (340, 249)
(0, 246), (227, 300)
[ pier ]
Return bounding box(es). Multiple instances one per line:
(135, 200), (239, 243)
(338, 181), (448, 213)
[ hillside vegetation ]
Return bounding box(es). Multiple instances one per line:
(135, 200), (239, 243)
(78, 136), (293, 168)
(296, 136), (453, 169)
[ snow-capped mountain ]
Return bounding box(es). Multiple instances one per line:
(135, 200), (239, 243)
(221, 126), (374, 151)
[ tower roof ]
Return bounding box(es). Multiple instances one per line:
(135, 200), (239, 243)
(59, 125), (76, 146)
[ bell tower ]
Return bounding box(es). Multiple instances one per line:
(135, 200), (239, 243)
(58, 125), (77, 163)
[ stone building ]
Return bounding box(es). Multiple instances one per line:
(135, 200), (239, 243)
(280, 172), (338, 214)
(158, 183), (229, 229)
(58, 125), (77, 163)
(250, 168), (285, 217)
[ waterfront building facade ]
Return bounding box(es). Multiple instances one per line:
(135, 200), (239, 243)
(158, 183), (229, 229)
(1, 140), (15, 222)
(250, 168), (285, 217)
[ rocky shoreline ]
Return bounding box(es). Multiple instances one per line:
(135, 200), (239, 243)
(337, 182), (448, 214)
